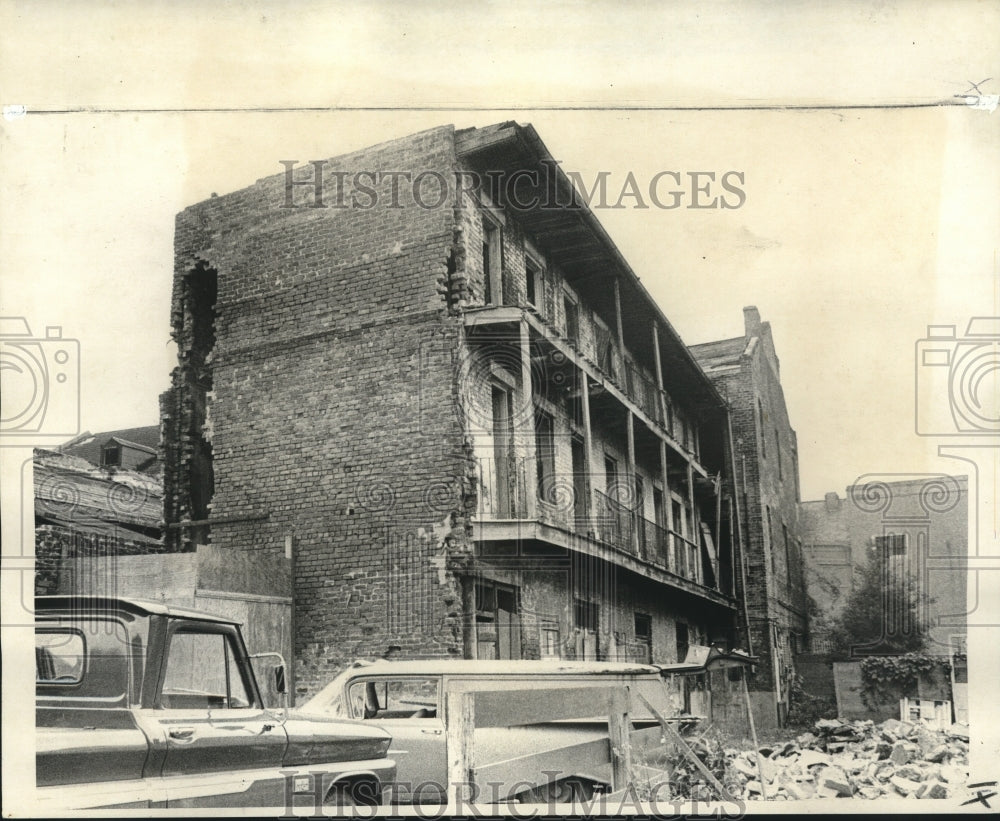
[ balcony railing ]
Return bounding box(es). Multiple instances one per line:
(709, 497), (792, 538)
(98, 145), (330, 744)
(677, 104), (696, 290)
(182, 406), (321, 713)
(625, 362), (666, 428)
(594, 489), (709, 588)
(476, 459), (719, 593)
(594, 489), (635, 555)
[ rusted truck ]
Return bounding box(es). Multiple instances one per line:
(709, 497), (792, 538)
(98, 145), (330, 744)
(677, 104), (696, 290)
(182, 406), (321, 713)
(34, 596), (396, 810)
(300, 658), (682, 803)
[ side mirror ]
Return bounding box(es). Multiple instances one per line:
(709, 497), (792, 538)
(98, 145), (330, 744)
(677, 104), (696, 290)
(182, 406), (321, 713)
(274, 665), (287, 695)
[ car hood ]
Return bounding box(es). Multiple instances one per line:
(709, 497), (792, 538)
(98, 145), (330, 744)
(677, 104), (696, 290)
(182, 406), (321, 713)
(281, 710), (392, 766)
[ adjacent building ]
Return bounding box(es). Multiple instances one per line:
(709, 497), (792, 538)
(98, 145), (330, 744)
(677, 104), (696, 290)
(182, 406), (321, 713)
(161, 122), (748, 701)
(799, 475), (968, 658)
(34, 446), (164, 595)
(690, 307), (810, 726)
(59, 425), (162, 474)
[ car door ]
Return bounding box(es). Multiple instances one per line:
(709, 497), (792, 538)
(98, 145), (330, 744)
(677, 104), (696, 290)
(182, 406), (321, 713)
(346, 675), (446, 802)
(141, 624), (287, 788)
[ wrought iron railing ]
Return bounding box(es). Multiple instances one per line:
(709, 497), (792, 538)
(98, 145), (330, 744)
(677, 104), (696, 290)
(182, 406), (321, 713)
(594, 489), (634, 554)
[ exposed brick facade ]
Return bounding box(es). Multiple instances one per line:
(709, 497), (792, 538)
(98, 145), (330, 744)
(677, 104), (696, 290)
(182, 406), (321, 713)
(163, 122), (743, 702)
(691, 307), (809, 726)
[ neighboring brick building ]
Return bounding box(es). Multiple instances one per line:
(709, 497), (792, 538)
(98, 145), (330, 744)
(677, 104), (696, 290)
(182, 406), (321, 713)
(161, 122), (747, 702)
(799, 475), (968, 658)
(690, 307), (809, 726)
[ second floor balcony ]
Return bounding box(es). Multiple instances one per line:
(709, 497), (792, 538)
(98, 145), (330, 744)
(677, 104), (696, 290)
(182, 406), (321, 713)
(473, 457), (730, 604)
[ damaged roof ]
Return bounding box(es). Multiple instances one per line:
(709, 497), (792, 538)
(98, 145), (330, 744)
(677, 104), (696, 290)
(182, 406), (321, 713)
(34, 448), (163, 541)
(689, 336), (750, 374)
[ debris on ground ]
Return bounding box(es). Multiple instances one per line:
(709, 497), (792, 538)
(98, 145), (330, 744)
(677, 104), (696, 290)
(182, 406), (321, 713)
(724, 717), (972, 800)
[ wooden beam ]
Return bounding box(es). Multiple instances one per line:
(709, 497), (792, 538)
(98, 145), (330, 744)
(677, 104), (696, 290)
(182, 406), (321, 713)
(626, 411), (639, 556)
(687, 461), (697, 583)
(608, 686), (632, 792)
(613, 277), (625, 352)
(660, 441), (671, 572)
(635, 693), (735, 802)
(446, 690), (476, 805)
(741, 671), (769, 800)
(580, 365), (597, 536)
(652, 323), (667, 425)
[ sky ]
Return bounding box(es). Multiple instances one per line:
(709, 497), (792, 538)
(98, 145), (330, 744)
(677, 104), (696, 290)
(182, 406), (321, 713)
(1, 0), (997, 507)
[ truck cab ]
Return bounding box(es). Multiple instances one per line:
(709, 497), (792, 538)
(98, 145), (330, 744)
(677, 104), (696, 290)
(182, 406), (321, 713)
(35, 596), (396, 810)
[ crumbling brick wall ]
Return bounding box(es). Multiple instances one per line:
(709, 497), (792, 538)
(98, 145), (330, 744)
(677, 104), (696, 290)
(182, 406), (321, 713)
(163, 126), (483, 698)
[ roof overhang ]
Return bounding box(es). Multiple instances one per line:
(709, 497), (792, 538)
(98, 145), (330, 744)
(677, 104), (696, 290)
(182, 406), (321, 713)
(455, 122), (727, 416)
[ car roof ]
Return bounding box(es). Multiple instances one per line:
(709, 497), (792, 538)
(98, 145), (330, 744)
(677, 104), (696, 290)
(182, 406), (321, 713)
(35, 595), (240, 625)
(338, 659), (662, 677)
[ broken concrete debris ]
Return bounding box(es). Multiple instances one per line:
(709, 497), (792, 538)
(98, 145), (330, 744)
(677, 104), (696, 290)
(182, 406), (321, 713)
(725, 718), (970, 800)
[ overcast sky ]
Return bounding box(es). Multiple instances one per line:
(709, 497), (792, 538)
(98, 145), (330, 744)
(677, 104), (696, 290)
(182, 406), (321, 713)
(1, 0), (997, 503)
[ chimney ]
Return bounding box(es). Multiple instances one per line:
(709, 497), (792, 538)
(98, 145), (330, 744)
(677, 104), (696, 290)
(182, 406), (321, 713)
(743, 305), (761, 338)
(824, 492), (841, 513)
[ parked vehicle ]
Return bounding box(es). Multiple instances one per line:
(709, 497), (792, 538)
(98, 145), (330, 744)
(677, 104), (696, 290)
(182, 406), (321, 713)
(35, 596), (396, 810)
(301, 658), (676, 803)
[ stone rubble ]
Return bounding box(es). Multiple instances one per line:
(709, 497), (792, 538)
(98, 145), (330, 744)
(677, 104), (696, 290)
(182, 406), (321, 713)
(726, 717), (971, 801)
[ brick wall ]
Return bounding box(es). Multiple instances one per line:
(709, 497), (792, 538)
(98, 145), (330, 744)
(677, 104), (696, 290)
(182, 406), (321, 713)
(164, 126), (488, 698)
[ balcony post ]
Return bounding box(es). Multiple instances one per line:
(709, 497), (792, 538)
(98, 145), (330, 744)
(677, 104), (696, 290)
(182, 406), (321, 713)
(626, 410), (639, 556)
(651, 323), (667, 426)
(613, 277), (625, 373)
(519, 320), (538, 519)
(579, 364), (598, 537)
(687, 460), (697, 583)
(659, 440), (670, 571)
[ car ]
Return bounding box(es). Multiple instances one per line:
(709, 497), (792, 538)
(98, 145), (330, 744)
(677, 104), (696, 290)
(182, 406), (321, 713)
(35, 596), (396, 810)
(300, 658), (679, 803)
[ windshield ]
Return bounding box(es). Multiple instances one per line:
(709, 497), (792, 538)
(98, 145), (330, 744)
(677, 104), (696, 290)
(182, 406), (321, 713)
(301, 675), (348, 716)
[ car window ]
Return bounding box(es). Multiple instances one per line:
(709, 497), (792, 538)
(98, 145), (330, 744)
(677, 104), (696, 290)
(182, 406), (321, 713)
(348, 678), (439, 719)
(160, 630), (252, 709)
(36, 630), (85, 684)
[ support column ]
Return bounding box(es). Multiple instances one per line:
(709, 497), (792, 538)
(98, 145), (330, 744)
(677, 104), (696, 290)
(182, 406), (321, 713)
(613, 277), (625, 382)
(579, 364), (597, 536)
(519, 321), (538, 519)
(626, 410), (639, 556)
(687, 461), (697, 583)
(652, 323), (667, 427)
(659, 440), (671, 571)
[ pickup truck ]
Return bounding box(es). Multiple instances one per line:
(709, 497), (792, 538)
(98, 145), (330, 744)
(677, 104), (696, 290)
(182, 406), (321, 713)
(35, 596), (396, 810)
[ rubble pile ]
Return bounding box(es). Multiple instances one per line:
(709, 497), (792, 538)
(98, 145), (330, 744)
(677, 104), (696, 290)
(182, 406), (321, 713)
(727, 717), (970, 800)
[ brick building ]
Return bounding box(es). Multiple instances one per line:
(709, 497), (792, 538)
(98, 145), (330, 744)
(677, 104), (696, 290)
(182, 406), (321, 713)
(690, 307), (809, 726)
(799, 475), (968, 658)
(161, 122), (747, 701)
